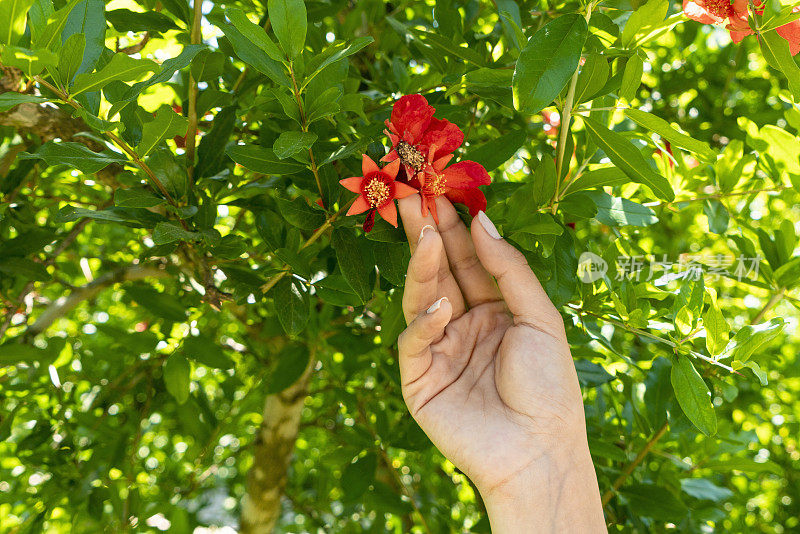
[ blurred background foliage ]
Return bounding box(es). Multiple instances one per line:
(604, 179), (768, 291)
(1, 0), (799, 532)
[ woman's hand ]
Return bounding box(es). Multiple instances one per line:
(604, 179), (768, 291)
(397, 195), (606, 533)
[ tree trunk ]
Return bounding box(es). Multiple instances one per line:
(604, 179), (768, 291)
(240, 363), (313, 533)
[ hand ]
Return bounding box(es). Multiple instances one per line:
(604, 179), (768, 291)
(397, 195), (606, 533)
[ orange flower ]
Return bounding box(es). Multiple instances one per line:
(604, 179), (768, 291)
(339, 155), (417, 231)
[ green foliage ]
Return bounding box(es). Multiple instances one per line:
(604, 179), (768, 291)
(2, 0), (800, 532)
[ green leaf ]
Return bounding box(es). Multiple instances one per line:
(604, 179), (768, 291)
(680, 478), (734, 502)
(585, 190), (658, 226)
(163, 353), (191, 404)
(702, 288), (729, 356)
(225, 7), (283, 62)
(671, 356), (716, 436)
(410, 28), (487, 67)
(274, 197), (325, 230)
(1, 0), (35, 45)
(20, 141), (126, 173)
(512, 14), (588, 114)
(71, 53), (158, 96)
(220, 21), (289, 86)
(621, 0), (668, 48)
(725, 318), (785, 363)
(302, 36), (374, 89)
(273, 277), (310, 336)
(619, 55), (644, 101)
(463, 129), (527, 172)
(57, 33), (85, 84)
(267, 344), (310, 393)
(273, 131), (317, 160)
(0, 92), (48, 111)
(146, 150), (187, 201)
(106, 9), (178, 33)
(110, 45), (206, 109)
(226, 144), (305, 175)
(183, 335), (232, 369)
(195, 105), (237, 179)
(0, 257), (50, 281)
(760, 28), (800, 101)
(702, 199), (729, 234)
(61, 0), (105, 76)
(268, 0), (307, 60)
(32, 0), (81, 50)
(574, 53), (609, 104)
(563, 166), (627, 196)
(332, 228), (373, 302)
(625, 108), (715, 161)
(136, 105), (188, 157)
(114, 187), (164, 208)
(620, 483), (688, 521)
(0, 343), (48, 365)
(0, 45), (57, 76)
(126, 284), (187, 322)
(703, 457), (783, 475)
(53, 205), (133, 224)
(574, 359), (614, 387)
(582, 116), (675, 201)
(152, 222), (200, 245)
(341, 453), (377, 500)
(314, 275), (363, 306)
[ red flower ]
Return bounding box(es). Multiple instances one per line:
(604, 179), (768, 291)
(413, 150), (491, 223)
(684, 0), (800, 55)
(382, 94), (464, 182)
(340, 154), (417, 231)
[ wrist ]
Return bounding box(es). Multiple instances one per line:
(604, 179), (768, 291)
(478, 442), (606, 533)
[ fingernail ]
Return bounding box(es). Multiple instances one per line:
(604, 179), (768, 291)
(427, 297), (448, 314)
(477, 211), (501, 239)
(418, 224), (435, 244)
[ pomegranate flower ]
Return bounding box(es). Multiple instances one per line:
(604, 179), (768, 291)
(415, 150), (491, 223)
(382, 94), (465, 182)
(340, 155), (417, 231)
(683, 0), (800, 55)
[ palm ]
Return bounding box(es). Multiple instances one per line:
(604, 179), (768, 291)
(397, 196), (585, 494)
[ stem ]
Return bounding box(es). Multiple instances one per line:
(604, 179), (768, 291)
(185, 0), (204, 180)
(552, 3), (593, 214)
(287, 63), (324, 198)
(258, 199), (352, 294)
(752, 288), (784, 324)
(601, 421), (669, 507)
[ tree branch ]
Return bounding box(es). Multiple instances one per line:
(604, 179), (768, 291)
(26, 264), (168, 337)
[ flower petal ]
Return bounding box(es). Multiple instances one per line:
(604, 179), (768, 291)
(441, 160), (491, 189)
(682, 0), (721, 24)
(339, 177), (363, 193)
(391, 94), (435, 143)
(362, 154), (380, 176)
(394, 181), (418, 199)
(445, 187), (487, 216)
(347, 195), (370, 215)
(381, 150), (399, 163)
(777, 8), (800, 56)
(383, 158), (401, 179)
(419, 118), (464, 159)
(377, 201), (398, 227)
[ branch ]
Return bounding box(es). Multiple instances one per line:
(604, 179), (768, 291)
(601, 421), (669, 507)
(26, 264), (168, 337)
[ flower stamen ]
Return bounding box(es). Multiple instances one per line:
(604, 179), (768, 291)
(396, 140), (426, 172)
(364, 177), (391, 208)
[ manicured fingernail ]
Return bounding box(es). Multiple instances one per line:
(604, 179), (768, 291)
(427, 297), (447, 314)
(418, 224), (435, 244)
(477, 211), (501, 239)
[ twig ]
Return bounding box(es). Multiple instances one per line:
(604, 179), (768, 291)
(752, 288), (784, 324)
(601, 421), (669, 507)
(185, 0), (204, 180)
(25, 264), (168, 337)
